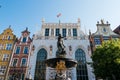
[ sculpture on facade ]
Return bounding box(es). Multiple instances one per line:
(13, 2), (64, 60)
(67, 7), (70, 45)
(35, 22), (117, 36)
(56, 34), (66, 57)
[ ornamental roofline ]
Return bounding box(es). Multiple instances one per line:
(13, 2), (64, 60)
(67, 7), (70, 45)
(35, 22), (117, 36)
(96, 19), (110, 26)
(42, 23), (80, 26)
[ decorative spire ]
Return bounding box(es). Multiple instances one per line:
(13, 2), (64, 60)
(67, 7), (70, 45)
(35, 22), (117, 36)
(89, 29), (91, 35)
(97, 21), (99, 24)
(78, 18), (80, 23)
(26, 27), (28, 31)
(106, 21), (109, 24)
(9, 25), (11, 28)
(41, 18), (45, 24)
(101, 19), (104, 24)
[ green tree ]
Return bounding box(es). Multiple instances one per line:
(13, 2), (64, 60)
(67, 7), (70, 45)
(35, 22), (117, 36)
(91, 39), (120, 80)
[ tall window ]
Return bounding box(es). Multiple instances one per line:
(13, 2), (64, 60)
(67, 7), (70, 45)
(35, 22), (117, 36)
(22, 37), (27, 43)
(15, 47), (20, 54)
(2, 54), (9, 61)
(23, 47), (28, 54)
(12, 59), (18, 66)
(56, 28), (60, 36)
(34, 48), (47, 80)
(0, 66), (6, 75)
(6, 44), (12, 50)
(62, 28), (66, 37)
(73, 28), (77, 36)
(75, 49), (88, 80)
(45, 28), (49, 36)
(21, 58), (27, 66)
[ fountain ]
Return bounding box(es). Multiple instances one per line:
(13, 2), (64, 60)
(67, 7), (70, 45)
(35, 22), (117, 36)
(45, 34), (77, 80)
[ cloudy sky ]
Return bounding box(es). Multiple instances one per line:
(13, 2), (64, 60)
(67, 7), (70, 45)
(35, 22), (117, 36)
(0, 0), (120, 37)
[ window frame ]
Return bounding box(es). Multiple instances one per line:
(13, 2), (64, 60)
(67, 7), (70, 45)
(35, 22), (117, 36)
(0, 66), (6, 75)
(56, 28), (60, 36)
(2, 54), (9, 61)
(23, 46), (29, 54)
(12, 58), (18, 67)
(15, 46), (21, 54)
(6, 44), (12, 50)
(45, 28), (49, 36)
(62, 28), (66, 37)
(22, 37), (27, 43)
(73, 28), (77, 37)
(21, 58), (27, 67)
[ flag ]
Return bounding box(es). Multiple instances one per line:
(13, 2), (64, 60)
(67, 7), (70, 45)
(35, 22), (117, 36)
(57, 13), (61, 18)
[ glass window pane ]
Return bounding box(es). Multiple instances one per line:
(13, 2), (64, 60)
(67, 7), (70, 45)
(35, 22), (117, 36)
(34, 48), (47, 80)
(22, 37), (27, 43)
(16, 47), (20, 54)
(75, 49), (88, 80)
(62, 28), (66, 37)
(73, 28), (77, 36)
(56, 28), (60, 36)
(24, 47), (28, 54)
(45, 28), (49, 36)
(21, 58), (26, 66)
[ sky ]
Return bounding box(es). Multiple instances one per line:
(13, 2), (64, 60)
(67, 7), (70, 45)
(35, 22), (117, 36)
(0, 0), (120, 37)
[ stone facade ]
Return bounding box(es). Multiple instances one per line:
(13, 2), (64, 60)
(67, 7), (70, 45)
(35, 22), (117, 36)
(28, 19), (95, 80)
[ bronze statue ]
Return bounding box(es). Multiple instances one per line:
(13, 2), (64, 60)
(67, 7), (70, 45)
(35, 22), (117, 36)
(56, 34), (66, 57)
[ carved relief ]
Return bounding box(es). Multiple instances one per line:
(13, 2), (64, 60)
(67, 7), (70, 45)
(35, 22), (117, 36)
(50, 45), (52, 56)
(68, 29), (71, 36)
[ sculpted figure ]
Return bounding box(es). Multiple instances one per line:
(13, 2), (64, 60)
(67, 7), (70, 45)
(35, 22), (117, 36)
(56, 34), (66, 57)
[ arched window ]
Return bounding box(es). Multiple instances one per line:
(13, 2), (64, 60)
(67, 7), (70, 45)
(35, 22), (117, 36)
(34, 48), (47, 80)
(75, 48), (88, 80)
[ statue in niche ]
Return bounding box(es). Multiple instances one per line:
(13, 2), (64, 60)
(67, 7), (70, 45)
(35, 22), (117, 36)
(56, 34), (66, 57)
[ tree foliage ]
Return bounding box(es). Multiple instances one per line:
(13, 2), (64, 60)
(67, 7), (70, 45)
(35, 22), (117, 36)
(91, 39), (120, 80)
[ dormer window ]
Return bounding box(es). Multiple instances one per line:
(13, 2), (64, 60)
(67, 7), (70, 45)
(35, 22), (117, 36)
(22, 37), (27, 43)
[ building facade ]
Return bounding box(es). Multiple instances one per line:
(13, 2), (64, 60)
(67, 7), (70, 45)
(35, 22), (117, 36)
(0, 26), (16, 80)
(8, 28), (32, 80)
(89, 20), (120, 52)
(28, 19), (95, 80)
